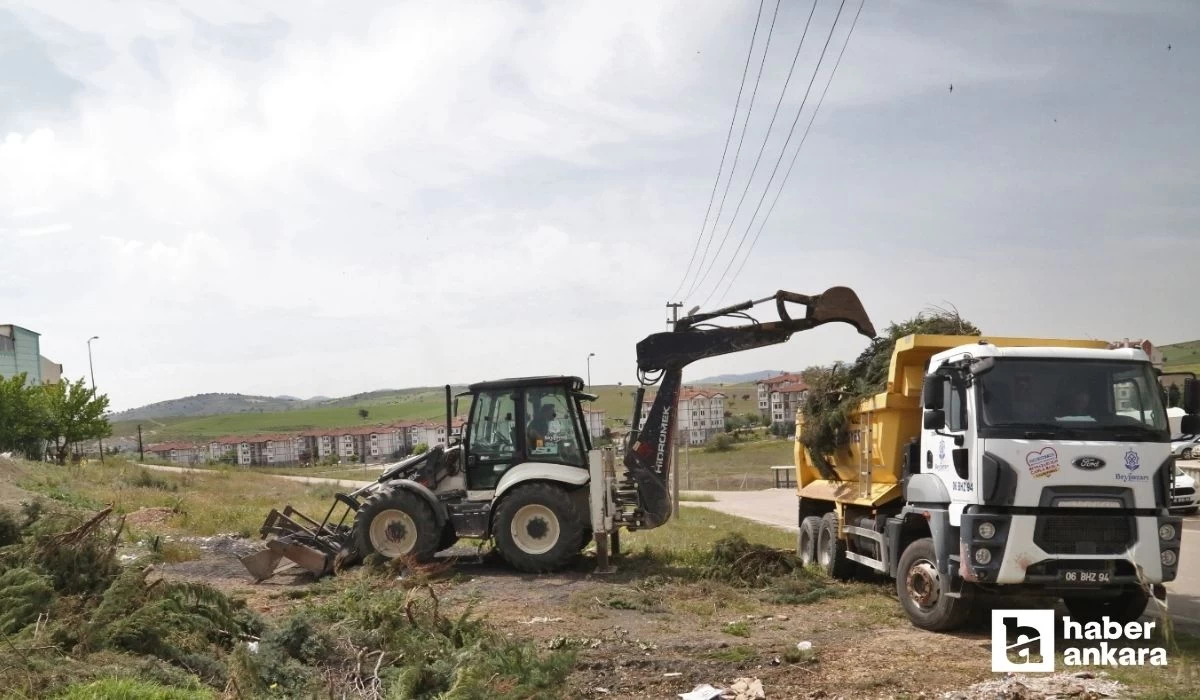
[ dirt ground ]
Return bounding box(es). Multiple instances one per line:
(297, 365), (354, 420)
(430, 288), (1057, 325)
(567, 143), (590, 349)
(0, 458), (35, 509)
(147, 539), (1042, 700)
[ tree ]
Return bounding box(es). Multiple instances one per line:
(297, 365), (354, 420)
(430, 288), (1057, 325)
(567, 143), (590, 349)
(358, 408), (369, 420)
(0, 373), (48, 458)
(412, 442), (429, 455)
(43, 377), (112, 465)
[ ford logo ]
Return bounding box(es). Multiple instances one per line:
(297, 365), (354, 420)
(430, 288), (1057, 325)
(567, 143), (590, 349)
(1072, 456), (1106, 471)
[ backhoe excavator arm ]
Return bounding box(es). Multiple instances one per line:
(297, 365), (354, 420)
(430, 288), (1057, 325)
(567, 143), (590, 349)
(623, 286), (876, 528)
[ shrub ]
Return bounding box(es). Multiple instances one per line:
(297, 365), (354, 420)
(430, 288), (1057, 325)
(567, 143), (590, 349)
(704, 434), (735, 453)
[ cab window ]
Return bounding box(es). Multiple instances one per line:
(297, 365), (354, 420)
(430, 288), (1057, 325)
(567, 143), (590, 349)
(523, 386), (585, 467)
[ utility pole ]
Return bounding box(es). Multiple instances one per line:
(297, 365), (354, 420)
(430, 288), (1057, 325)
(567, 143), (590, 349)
(667, 302), (682, 517)
(137, 424), (144, 463)
(87, 336), (104, 464)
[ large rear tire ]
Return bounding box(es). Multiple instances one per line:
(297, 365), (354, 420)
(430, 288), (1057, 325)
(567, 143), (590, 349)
(493, 483), (584, 573)
(798, 516), (822, 568)
(817, 512), (856, 580)
(1062, 587), (1149, 625)
(353, 488), (439, 563)
(896, 537), (974, 631)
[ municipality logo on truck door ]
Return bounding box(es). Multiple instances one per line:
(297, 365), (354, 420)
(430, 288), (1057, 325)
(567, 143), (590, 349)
(991, 610), (1167, 672)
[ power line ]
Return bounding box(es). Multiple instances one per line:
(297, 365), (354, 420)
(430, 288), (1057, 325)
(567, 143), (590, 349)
(699, 0), (853, 309)
(681, 0), (782, 301)
(684, 0), (821, 305)
(714, 0), (865, 307)
(669, 0), (768, 301)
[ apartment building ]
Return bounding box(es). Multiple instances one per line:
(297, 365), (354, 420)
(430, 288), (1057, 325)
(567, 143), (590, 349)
(769, 381), (809, 427)
(639, 388), (727, 445)
(755, 373), (801, 419)
(0, 324), (62, 385)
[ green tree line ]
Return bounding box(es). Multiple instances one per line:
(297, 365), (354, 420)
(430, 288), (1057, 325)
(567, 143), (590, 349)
(0, 373), (111, 464)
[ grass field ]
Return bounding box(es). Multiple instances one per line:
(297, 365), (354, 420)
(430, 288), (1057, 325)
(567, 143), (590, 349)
(678, 437), (796, 490)
(113, 382), (765, 444)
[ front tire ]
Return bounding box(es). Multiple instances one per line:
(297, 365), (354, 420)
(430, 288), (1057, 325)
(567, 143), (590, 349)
(493, 483), (584, 573)
(896, 537), (974, 631)
(1062, 587), (1149, 624)
(353, 488), (439, 563)
(798, 516), (821, 568)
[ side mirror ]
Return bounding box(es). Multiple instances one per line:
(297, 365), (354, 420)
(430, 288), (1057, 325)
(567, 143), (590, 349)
(969, 356), (996, 376)
(923, 409), (946, 431)
(923, 376), (944, 410)
(1182, 414), (1200, 436)
(952, 447), (969, 480)
(1184, 378), (1200, 414)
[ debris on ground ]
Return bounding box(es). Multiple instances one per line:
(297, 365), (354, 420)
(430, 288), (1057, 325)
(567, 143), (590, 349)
(703, 534), (802, 586)
(679, 684), (725, 700)
(726, 677), (766, 700)
(521, 615), (565, 624)
(939, 671), (1128, 699)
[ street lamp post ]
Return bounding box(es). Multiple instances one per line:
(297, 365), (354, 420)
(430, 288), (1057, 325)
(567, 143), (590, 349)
(87, 336), (104, 464)
(586, 352), (595, 389)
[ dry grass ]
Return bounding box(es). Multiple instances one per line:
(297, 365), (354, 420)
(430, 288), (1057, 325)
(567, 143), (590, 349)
(15, 458), (343, 538)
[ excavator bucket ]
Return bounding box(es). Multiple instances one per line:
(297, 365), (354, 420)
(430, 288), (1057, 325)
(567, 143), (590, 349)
(787, 286), (876, 340)
(239, 503), (354, 581)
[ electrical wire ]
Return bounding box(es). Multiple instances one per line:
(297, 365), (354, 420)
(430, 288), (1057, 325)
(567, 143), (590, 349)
(680, 0), (783, 302)
(684, 0), (821, 305)
(698, 0), (854, 309)
(669, 0), (768, 301)
(713, 0), (865, 307)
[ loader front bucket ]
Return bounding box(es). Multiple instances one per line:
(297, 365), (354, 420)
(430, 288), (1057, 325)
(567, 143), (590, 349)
(240, 548), (284, 582)
(240, 503), (355, 582)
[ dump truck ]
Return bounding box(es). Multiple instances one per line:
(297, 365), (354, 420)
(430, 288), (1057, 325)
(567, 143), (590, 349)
(794, 334), (1200, 631)
(240, 286), (876, 581)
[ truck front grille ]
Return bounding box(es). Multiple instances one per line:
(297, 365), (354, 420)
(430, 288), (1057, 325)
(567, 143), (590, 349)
(1173, 487), (1195, 498)
(1033, 515), (1134, 555)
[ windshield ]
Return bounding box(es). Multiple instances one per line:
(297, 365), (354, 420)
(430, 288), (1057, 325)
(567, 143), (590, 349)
(976, 358), (1168, 441)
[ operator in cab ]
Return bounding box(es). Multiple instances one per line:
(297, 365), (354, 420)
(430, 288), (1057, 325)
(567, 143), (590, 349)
(527, 403), (556, 448)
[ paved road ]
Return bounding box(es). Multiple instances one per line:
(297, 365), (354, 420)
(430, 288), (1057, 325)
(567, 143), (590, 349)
(687, 488), (1200, 628)
(138, 463), (375, 490)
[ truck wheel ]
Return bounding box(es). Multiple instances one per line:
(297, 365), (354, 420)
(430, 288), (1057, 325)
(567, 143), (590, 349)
(817, 512), (856, 580)
(353, 488), (439, 563)
(896, 537), (973, 631)
(493, 483), (584, 573)
(798, 516), (822, 567)
(1062, 587), (1149, 624)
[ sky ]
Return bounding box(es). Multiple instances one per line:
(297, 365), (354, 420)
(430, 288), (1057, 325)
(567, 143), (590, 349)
(2, 0), (1198, 412)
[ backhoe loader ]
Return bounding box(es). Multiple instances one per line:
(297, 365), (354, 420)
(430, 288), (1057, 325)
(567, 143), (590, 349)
(239, 286), (875, 581)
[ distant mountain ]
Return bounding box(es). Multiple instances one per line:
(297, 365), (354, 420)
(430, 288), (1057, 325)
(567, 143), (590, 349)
(690, 370), (795, 385)
(109, 393), (310, 421)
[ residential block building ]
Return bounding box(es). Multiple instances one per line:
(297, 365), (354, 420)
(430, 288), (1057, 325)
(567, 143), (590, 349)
(0, 324), (62, 385)
(755, 373), (801, 420)
(769, 381), (809, 428)
(639, 388), (726, 445)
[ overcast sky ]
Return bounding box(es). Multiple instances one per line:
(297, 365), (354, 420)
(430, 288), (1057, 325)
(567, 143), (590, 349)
(3, 0), (1197, 412)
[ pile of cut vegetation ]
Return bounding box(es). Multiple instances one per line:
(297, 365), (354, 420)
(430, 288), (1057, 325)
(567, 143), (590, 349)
(0, 502), (574, 698)
(799, 307), (979, 475)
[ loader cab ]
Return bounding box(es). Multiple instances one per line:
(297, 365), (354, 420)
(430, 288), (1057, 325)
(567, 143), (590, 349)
(463, 376), (593, 491)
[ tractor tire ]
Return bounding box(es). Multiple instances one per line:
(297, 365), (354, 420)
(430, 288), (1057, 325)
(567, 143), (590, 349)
(798, 516), (822, 568)
(817, 512), (856, 580)
(1062, 587), (1149, 625)
(437, 522), (459, 553)
(352, 488), (439, 563)
(493, 483), (584, 573)
(896, 537), (974, 632)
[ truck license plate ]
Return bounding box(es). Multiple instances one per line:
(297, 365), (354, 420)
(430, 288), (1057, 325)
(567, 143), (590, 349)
(1061, 570), (1110, 584)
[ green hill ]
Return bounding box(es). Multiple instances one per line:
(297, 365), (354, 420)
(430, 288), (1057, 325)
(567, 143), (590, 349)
(1162, 339), (1200, 376)
(113, 381), (764, 443)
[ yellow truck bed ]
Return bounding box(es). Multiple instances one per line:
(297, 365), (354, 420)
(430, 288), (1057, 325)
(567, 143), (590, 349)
(794, 334), (1110, 507)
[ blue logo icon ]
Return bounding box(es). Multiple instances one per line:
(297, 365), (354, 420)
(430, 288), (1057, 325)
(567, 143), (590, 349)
(1124, 449), (1140, 472)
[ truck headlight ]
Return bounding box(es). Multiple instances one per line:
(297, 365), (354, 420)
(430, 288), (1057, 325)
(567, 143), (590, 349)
(978, 522), (996, 540)
(1160, 524), (1177, 541)
(1162, 550), (1178, 567)
(974, 548), (992, 565)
